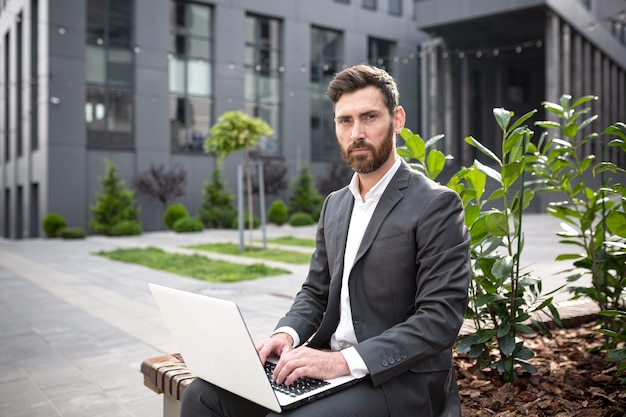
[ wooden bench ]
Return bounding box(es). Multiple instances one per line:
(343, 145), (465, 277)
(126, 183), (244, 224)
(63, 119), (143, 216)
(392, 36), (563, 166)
(141, 353), (196, 417)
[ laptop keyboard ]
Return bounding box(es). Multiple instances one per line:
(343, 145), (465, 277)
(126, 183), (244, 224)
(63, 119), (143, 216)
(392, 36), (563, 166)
(264, 362), (330, 397)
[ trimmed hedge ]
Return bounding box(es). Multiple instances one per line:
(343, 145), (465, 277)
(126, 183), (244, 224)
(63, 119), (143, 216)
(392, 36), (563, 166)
(268, 199), (289, 226)
(288, 212), (315, 226)
(42, 213), (67, 238)
(111, 220), (142, 236)
(59, 227), (87, 240)
(173, 217), (204, 233)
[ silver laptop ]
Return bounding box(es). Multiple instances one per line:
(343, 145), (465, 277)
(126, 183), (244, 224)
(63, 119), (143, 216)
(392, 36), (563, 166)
(149, 283), (363, 412)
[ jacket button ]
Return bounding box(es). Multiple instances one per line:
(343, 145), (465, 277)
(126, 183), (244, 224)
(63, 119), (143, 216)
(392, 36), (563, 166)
(381, 359), (389, 367)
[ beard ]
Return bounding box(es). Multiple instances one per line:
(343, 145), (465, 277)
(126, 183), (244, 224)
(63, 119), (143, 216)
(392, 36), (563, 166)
(340, 123), (395, 174)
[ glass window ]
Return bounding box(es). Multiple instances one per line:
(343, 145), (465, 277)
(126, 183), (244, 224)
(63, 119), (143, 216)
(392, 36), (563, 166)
(310, 27), (342, 84)
(310, 26), (343, 161)
(85, 0), (134, 149)
(169, 95), (212, 151)
(188, 3), (210, 37)
(169, 1), (213, 152)
(389, 0), (402, 15)
(187, 59), (211, 96)
(244, 14), (283, 157)
(107, 48), (133, 85)
(363, 0), (377, 10)
(368, 37), (396, 73)
(86, 45), (106, 83)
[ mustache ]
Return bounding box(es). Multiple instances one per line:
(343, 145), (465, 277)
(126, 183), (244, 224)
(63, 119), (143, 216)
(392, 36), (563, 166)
(348, 140), (374, 152)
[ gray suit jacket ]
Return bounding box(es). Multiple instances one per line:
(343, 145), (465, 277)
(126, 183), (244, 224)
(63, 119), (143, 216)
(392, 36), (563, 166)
(276, 160), (471, 417)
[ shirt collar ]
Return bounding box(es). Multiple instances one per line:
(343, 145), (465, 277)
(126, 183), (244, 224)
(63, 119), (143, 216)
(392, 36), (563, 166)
(348, 156), (401, 202)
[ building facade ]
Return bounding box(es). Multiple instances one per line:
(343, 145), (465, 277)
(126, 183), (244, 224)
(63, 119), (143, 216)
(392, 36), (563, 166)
(0, 0), (624, 238)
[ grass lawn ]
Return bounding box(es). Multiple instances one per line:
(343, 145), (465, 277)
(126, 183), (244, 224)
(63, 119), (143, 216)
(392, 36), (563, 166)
(187, 242), (312, 264)
(96, 247), (289, 283)
(263, 236), (316, 248)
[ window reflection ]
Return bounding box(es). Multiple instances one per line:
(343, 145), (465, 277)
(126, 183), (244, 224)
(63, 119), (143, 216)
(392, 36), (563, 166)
(85, 0), (134, 149)
(310, 27), (343, 161)
(244, 14), (282, 157)
(169, 1), (213, 152)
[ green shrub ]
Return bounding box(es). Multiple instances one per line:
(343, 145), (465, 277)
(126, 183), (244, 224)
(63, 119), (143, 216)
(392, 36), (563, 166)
(173, 217), (204, 233)
(267, 199), (289, 225)
(110, 220), (142, 236)
(90, 158), (140, 236)
(231, 213), (261, 229)
(199, 167), (237, 228)
(59, 227), (87, 240)
(288, 212), (315, 227)
(289, 166), (323, 221)
(42, 213), (67, 238)
(164, 203), (188, 230)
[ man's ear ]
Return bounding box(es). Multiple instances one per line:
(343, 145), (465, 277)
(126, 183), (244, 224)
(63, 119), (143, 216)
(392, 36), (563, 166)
(394, 106), (406, 133)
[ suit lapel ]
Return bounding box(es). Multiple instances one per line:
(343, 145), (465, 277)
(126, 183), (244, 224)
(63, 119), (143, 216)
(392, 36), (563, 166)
(308, 189), (353, 347)
(353, 162), (410, 265)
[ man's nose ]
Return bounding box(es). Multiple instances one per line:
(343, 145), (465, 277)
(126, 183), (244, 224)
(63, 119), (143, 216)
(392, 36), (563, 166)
(350, 120), (365, 141)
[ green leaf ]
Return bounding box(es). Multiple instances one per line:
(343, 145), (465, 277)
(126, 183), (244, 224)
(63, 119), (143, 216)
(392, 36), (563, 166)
(542, 101), (565, 116)
(559, 94), (572, 109)
(535, 121), (561, 129)
(502, 161), (523, 189)
(465, 136), (502, 165)
(492, 256), (513, 279)
(474, 160), (502, 184)
(508, 109), (537, 133)
(493, 107), (512, 132)
(424, 134), (445, 149)
(426, 149), (447, 179)
(470, 216), (488, 244)
(496, 324), (511, 338)
(485, 212), (509, 236)
(579, 155), (594, 173)
(555, 253), (584, 261)
(607, 211), (626, 238)
(464, 205), (481, 227)
(515, 324), (535, 334)
(563, 123), (579, 138)
(465, 167), (487, 201)
(571, 95), (598, 108)
(499, 333), (516, 356)
(403, 131), (425, 161)
(518, 361), (538, 374)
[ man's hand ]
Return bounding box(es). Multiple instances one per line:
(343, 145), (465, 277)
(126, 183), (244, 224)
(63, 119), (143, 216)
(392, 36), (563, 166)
(272, 346), (350, 386)
(255, 332), (294, 365)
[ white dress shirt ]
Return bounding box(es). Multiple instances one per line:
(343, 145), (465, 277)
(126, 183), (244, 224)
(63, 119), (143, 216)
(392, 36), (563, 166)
(275, 156), (401, 378)
(331, 156), (401, 377)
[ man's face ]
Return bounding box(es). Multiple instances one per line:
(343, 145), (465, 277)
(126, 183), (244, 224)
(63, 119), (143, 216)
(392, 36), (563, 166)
(334, 85), (403, 174)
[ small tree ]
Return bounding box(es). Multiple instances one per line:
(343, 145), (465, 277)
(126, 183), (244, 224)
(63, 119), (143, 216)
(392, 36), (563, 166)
(90, 158), (140, 235)
(204, 111), (273, 248)
(289, 166), (323, 221)
(136, 163), (187, 210)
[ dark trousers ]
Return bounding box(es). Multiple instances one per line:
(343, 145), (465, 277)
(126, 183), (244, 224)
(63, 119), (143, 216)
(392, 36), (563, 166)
(180, 377), (390, 417)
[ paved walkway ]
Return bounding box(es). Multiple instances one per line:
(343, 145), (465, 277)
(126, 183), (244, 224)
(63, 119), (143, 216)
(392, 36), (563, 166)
(0, 214), (598, 417)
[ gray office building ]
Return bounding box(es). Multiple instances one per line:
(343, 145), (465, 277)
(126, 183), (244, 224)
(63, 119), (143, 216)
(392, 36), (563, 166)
(1, 0), (625, 238)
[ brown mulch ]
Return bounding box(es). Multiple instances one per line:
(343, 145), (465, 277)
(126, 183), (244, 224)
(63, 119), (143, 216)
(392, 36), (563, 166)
(455, 321), (626, 417)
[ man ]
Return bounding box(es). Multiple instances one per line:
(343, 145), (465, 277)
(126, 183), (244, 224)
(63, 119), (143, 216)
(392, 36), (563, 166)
(181, 64), (470, 417)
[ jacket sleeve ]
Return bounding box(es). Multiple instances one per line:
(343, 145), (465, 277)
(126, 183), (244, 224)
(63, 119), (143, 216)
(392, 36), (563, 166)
(273, 193), (334, 343)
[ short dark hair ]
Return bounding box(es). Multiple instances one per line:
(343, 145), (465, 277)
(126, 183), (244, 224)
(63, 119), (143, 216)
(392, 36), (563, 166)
(326, 64), (399, 115)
